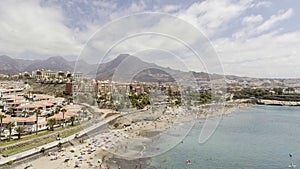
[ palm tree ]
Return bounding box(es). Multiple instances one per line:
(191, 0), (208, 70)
(21, 110), (28, 117)
(7, 107), (14, 116)
(47, 119), (56, 131)
(55, 105), (61, 114)
(69, 116), (76, 126)
(33, 108), (41, 135)
(5, 122), (15, 141)
(83, 111), (88, 119)
(81, 107), (88, 119)
(77, 110), (82, 123)
(61, 108), (67, 127)
(0, 114), (6, 141)
(15, 126), (25, 139)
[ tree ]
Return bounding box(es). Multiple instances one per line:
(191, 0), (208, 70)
(60, 108), (67, 127)
(0, 114), (6, 142)
(40, 147), (45, 154)
(21, 110), (28, 117)
(15, 126), (25, 139)
(5, 122), (15, 141)
(57, 142), (62, 149)
(34, 108), (41, 135)
(55, 105), (62, 114)
(47, 119), (56, 131)
(77, 110), (82, 123)
(168, 85), (172, 96)
(286, 87), (295, 94)
(7, 108), (15, 116)
(273, 88), (283, 95)
(69, 116), (76, 126)
(199, 93), (212, 104)
(82, 107), (88, 119)
(129, 84), (133, 93)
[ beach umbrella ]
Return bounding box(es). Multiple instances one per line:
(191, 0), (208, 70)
(70, 147), (76, 152)
(75, 161), (80, 168)
(98, 159), (103, 164)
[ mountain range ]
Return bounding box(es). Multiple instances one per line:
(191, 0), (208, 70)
(0, 55), (98, 76)
(0, 54), (216, 82)
(1, 54), (300, 87)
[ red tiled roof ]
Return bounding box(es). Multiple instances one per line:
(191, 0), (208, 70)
(2, 116), (44, 123)
(48, 112), (77, 120)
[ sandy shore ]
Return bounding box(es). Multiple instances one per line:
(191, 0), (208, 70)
(14, 103), (252, 169)
(15, 137), (113, 169)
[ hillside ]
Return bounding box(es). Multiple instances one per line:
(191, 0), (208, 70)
(1, 54), (300, 87)
(0, 55), (97, 75)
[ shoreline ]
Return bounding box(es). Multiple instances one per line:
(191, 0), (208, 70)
(12, 102), (253, 169)
(104, 102), (254, 169)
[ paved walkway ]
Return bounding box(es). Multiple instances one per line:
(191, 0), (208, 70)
(0, 110), (120, 166)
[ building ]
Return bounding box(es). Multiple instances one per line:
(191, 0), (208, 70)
(68, 80), (95, 96)
(65, 82), (73, 95)
(2, 115), (47, 134)
(31, 69), (83, 80)
(1, 94), (65, 116)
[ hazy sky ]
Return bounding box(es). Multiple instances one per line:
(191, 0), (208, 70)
(0, 0), (299, 78)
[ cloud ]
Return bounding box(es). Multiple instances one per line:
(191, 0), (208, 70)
(254, 1), (272, 8)
(161, 5), (181, 13)
(233, 14), (264, 39)
(109, 0), (148, 20)
(242, 14), (263, 25)
(215, 30), (300, 78)
(0, 0), (82, 58)
(176, 0), (253, 37)
(256, 8), (293, 33)
(80, 13), (214, 70)
(0, 0), (298, 78)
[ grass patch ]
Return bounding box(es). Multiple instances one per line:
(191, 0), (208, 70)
(1, 137), (56, 156)
(1, 126), (86, 156)
(0, 123), (84, 148)
(0, 130), (53, 147)
(61, 127), (83, 138)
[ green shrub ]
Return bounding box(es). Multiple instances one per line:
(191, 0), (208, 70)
(7, 160), (13, 165)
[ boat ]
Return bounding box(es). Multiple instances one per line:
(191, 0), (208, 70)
(186, 159), (191, 165)
(289, 153), (296, 168)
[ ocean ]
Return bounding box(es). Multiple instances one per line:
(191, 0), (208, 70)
(148, 105), (300, 169)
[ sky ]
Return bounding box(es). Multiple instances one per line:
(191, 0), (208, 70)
(0, 0), (299, 78)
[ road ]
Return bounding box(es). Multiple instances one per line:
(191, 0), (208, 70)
(0, 109), (120, 166)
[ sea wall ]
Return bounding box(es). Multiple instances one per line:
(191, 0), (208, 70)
(257, 99), (300, 106)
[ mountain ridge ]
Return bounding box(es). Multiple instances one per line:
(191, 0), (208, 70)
(0, 55), (97, 75)
(1, 55), (300, 87)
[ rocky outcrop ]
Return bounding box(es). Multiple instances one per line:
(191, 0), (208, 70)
(257, 99), (300, 106)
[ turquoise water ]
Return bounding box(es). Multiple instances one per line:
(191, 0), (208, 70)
(149, 106), (300, 169)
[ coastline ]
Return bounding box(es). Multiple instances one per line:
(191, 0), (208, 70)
(103, 102), (254, 169)
(12, 102), (253, 169)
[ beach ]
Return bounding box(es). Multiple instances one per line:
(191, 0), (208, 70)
(15, 137), (113, 169)
(13, 102), (252, 169)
